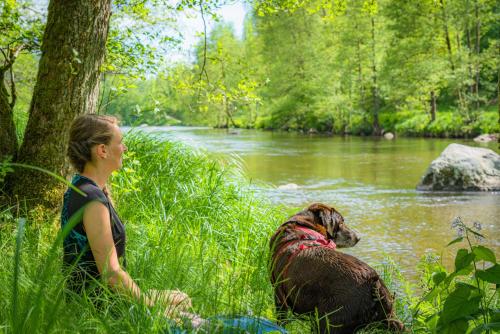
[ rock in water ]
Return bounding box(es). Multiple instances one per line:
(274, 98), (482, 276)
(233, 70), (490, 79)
(384, 132), (394, 140)
(473, 134), (498, 143)
(417, 143), (500, 191)
(278, 183), (299, 190)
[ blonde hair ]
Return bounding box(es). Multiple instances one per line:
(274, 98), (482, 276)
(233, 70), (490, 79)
(67, 114), (118, 173)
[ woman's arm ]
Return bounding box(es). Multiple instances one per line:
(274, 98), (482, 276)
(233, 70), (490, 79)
(83, 201), (143, 301)
(83, 201), (192, 312)
(83, 201), (201, 327)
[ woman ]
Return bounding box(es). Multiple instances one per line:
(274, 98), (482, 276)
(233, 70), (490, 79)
(61, 114), (288, 333)
(61, 114), (191, 318)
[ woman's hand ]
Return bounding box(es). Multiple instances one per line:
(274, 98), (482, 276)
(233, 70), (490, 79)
(147, 289), (207, 329)
(147, 289), (192, 314)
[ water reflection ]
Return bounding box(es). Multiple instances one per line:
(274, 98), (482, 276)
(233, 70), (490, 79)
(124, 126), (500, 279)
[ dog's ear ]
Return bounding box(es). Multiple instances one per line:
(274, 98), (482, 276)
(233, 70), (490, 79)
(307, 203), (332, 214)
(308, 203), (334, 234)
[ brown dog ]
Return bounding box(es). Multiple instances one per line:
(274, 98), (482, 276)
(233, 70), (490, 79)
(269, 203), (404, 334)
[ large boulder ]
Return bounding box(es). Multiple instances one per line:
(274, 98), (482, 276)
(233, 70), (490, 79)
(417, 143), (500, 191)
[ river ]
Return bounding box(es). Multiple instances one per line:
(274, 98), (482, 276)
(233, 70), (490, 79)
(125, 126), (500, 279)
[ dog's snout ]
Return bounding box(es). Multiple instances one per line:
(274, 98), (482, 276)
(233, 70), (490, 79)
(355, 235), (361, 244)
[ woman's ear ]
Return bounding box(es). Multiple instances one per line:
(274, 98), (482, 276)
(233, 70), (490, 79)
(95, 143), (108, 159)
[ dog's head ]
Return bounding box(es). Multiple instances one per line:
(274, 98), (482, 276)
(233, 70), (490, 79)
(307, 203), (360, 248)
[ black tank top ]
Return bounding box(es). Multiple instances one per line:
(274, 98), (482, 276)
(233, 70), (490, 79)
(61, 174), (126, 293)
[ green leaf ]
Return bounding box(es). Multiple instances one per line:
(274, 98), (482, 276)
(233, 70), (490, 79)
(439, 285), (480, 324)
(476, 264), (500, 284)
(7, 163), (85, 196)
(438, 319), (470, 334)
(472, 246), (496, 263)
(470, 324), (485, 334)
(455, 282), (479, 291)
(423, 287), (439, 301)
(490, 308), (500, 322)
(485, 323), (500, 331)
(455, 249), (474, 272)
(432, 271), (447, 285)
(471, 322), (500, 334)
(447, 237), (463, 247)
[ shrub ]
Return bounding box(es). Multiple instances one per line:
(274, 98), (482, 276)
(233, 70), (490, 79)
(425, 112), (464, 137)
(395, 114), (429, 136)
(0, 134), (287, 332)
(412, 217), (500, 334)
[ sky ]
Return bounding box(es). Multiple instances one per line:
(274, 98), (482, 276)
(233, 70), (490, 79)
(31, 0), (247, 63)
(175, 2), (247, 61)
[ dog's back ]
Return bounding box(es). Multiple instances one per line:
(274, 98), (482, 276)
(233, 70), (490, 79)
(285, 248), (397, 333)
(270, 203), (403, 334)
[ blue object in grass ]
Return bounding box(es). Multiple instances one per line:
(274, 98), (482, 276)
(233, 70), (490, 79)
(167, 315), (288, 334)
(208, 315), (288, 334)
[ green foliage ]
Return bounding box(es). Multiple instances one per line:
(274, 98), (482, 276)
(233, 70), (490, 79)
(412, 218), (500, 334)
(110, 133), (285, 318)
(190, 22), (262, 128)
(0, 156), (14, 184)
(0, 134), (287, 332)
(0, 0), (44, 52)
(102, 74), (184, 125)
(394, 114), (430, 137)
(1, 1), (44, 143)
(11, 53), (38, 140)
(2, 135), (498, 333)
(425, 112), (466, 138)
(103, 0), (497, 137)
(383, 109), (498, 137)
(4, 0), (498, 137)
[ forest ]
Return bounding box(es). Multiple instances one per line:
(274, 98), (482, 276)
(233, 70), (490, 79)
(1, 1), (499, 333)
(5, 0), (500, 140)
(101, 0), (499, 137)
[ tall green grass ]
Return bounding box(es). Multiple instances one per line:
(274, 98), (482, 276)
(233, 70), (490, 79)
(111, 132), (286, 318)
(0, 133), (288, 333)
(0, 133), (413, 333)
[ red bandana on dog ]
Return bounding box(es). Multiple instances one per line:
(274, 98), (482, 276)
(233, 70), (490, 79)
(271, 224), (336, 308)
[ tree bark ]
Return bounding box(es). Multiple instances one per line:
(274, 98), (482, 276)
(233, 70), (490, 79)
(430, 90), (436, 122)
(9, 0), (112, 208)
(439, 0), (455, 72)
(473, 0), (480, 109)
(0, 70), (18, 163)
(465, 1), (474, 99)
(370, 16), (381, 136)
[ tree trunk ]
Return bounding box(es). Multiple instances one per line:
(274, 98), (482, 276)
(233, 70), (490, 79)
(370, 16), (381, 136)
(356, 26), (364, 105)
(465, 1), (474, 99)
(9, 0), (112, 208)
(430, 90), (436, 122)
(0, 70), (18, 163)
(473, 0), (480, 109)
(439, 0), (455, 72)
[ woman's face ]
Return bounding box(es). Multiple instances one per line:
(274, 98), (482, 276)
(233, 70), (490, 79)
(106, 125), (127, 171)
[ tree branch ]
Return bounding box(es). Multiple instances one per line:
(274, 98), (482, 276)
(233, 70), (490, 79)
(198, 0), (209, 84)
(0, 48), (9, 71)
(9, 65), (16, 108)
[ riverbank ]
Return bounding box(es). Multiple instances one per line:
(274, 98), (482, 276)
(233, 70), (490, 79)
(0, 134), (497, 332)
(232, 108), (499, 138)
(144, 108), (499, 139)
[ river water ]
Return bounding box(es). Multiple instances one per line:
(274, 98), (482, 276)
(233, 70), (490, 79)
(125, 126), (500, 278)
